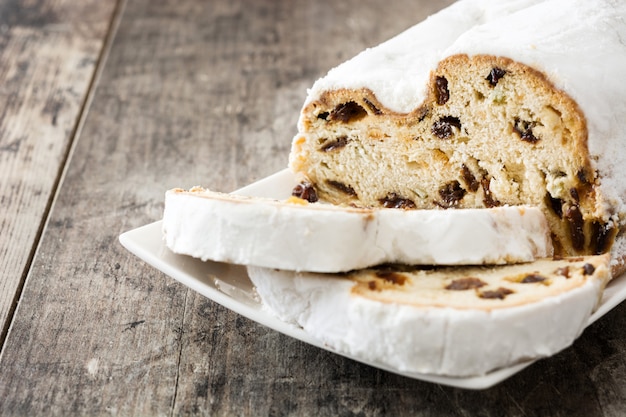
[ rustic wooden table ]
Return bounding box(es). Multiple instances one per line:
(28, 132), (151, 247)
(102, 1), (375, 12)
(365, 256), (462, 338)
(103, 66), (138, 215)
(1, 0), (626, 415)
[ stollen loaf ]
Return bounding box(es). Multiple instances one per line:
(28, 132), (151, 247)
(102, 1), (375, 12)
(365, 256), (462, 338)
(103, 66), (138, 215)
(290, 0), (626, 275)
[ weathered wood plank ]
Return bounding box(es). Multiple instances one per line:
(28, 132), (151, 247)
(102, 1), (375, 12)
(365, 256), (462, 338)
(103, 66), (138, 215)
(0, 0), (119, 340)
(2, 0), (626, 415)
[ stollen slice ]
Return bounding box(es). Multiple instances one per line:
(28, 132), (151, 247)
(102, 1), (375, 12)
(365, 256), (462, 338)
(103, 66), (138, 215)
(163, 187), (552, 273)
(248, 254), (610, 376)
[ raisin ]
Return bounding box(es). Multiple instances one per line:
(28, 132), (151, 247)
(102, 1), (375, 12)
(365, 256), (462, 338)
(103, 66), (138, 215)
(438, 181), (466, 207)
(521, 274), (547, 283)
(461, 165), (480, 192)
(582, 263), (595, 275)
(546, 192), (564, 218)
(325, 179), (357, 197)
(320, 136), (349, 152)
(486, 67), (506, 87)
(435, 76), (450, 105)
(577, 169), (589, 184)
(479, 287), (514, 300)
(363, 98), (383, 115)
(317, 111), (329, 120)
(445, 277), (486, 291)
(481, 177), (500, 208)
(292, 181), (318, 203)
(329, 101), (367, 123)
(590, 221), (614, 255)
(368, 281), (378, 291)
(379, 193), (416, 209)
(564, 204), (585, 251)
(432, 116), (461, 139)
(555, 266), (570, 278)
(513, 118), (540, 143)
(570, 188), (580, 202)
(375, 270), (408, 285)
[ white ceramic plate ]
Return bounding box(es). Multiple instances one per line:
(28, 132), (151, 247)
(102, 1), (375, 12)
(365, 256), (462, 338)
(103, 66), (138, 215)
(119, 169), (626, 390)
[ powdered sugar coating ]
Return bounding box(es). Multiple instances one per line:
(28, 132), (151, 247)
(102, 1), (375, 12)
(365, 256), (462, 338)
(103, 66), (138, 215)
(302, 0), (548, 117)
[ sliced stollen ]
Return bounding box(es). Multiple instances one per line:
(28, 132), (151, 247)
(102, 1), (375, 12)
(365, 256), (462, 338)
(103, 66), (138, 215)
(289, 0), (626, 274)
(162, 187), (552, 273)
(248, 254), (610, 377)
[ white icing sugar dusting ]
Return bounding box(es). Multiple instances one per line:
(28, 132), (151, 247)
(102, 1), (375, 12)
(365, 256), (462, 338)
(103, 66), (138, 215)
(303, 0), (547, 115)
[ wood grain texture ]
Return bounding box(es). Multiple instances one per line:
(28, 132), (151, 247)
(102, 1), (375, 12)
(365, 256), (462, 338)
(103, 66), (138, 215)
(0, 0), (118, 341)
(1, 0), (626, 415)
